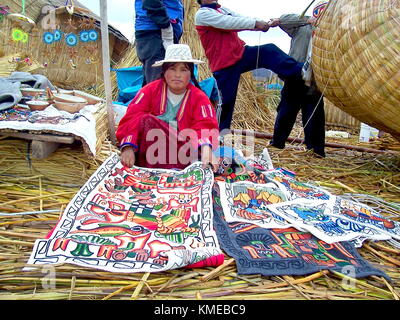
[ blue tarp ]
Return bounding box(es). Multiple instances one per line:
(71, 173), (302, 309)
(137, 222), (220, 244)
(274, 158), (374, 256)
(111, 66), (143, 104)
(266, 83), (283, 90)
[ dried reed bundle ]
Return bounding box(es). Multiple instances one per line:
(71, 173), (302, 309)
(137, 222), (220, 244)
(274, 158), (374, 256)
(0, 54), (18, 77)
(16, 57), (42, 74)
(1, 135), (400, 300)
(312, 0), (400, 140)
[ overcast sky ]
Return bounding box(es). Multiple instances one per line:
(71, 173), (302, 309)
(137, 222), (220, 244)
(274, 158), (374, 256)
(78, 0), (316, 53)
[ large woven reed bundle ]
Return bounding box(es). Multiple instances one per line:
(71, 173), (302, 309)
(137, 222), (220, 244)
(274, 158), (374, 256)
(1, 0), (129, 90)
(312, 0), (400, 140)
(110, 0), (274, 131)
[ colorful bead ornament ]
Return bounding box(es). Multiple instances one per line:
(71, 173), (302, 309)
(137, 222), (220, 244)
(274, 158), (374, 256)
(53, 29), (62, 42)
(12, 28), (24, 41)
(43, 31), (54, 44)
(65, 33), (78, 46)
(88, 29), (98, 41)
(79, 30), (89, 42)
(0, 5), (9, 22)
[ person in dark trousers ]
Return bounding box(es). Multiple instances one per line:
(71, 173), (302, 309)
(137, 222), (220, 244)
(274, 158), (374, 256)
(269, 1), (329, 157)
(194, 0), (304, 133)
(135, 0), (184, 86)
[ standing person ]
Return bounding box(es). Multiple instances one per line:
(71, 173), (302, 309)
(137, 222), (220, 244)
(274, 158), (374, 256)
(135, 0), (184, 86)
(269, 1), (329, 157)
(116, 44), (220, 171)
(194, 0), (304, 132)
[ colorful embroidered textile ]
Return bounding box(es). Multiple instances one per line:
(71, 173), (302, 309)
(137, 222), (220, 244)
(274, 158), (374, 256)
(212, 184), (389, 279)
(217, 180), (293, 229)
(0, 104), (99, 156)
(267, 199), (391, 244)
(263, 169), (334, 202)
(26, 154), (222, 273)
(330, 197), (400, 240)
(217, 165), (399, 246)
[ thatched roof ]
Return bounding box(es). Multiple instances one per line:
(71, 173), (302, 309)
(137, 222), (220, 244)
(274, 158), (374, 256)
(2, 0), (132, 90)
(4, 0), (129, 43)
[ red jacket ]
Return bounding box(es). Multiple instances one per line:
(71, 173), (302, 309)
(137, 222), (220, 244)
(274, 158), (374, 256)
(196, 25), (245, 72)
(116, 79), (219, 151)
(195, 6), (255, 72)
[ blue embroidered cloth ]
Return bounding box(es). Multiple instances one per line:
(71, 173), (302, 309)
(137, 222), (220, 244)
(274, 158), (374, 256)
(212, 184), (390, 280)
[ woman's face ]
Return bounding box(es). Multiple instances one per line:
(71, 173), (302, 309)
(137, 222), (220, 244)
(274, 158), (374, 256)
(164, 63), (191, 94)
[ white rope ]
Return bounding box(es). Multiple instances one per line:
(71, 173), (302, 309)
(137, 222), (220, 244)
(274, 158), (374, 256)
(255, 32), (262, 70)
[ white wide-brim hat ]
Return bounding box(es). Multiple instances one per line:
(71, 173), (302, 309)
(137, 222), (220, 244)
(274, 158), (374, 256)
(152, 44), (204, 67)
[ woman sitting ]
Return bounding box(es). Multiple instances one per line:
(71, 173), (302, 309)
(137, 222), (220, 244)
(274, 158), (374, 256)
(116, 44), (220, 171)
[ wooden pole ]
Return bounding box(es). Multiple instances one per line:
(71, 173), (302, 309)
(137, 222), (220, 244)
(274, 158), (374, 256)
(99, 0), (116, 145)
(300, 0), (316, 18)
(231, 129), (398, 155)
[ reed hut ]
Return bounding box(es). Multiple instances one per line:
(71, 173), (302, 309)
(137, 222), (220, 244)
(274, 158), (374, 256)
(312, 0), (400, 140)
(0, 0), (130, 90)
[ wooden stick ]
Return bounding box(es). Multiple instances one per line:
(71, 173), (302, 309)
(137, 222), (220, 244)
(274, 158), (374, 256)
(369, 242), (400, 255)
(282, 275), (312, 300)
(102, 283), (139, 300)
(333, 180), (358, 193)
(363, 243), (400, 267)
(99, 0), (116, 145)
(0, 132), (74, 144)
(300, 0), (316, 18)
(0, 239), (34, 246)
(201, 258), (235, 282)
(0, 218), (56, 227)
(381, 277), (400, 300)
(131, 272), (150, 300)
(1, 191), (75, 206)
(68, 276), (76, 300)
(260, 270), (329, 290)
(231, 129), (399, 155)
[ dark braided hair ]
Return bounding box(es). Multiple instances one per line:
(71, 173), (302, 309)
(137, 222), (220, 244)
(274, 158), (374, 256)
(160, 62), (203, 92)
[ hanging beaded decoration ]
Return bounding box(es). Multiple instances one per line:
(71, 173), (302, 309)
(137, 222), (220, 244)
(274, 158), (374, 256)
(0, 5), (9, 22)
(65, 32), (78, 46)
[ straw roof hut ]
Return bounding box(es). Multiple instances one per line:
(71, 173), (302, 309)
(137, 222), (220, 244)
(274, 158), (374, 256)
(0, 0), (130, 90)
(312, 0), (400, 140)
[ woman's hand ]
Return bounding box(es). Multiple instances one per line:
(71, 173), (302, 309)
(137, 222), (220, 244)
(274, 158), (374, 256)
(200, 145), (219, 172)
(120, 146), (136, 168)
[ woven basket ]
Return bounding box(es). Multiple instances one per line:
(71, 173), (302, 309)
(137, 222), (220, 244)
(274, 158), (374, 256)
(312, 0), (400, 140)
